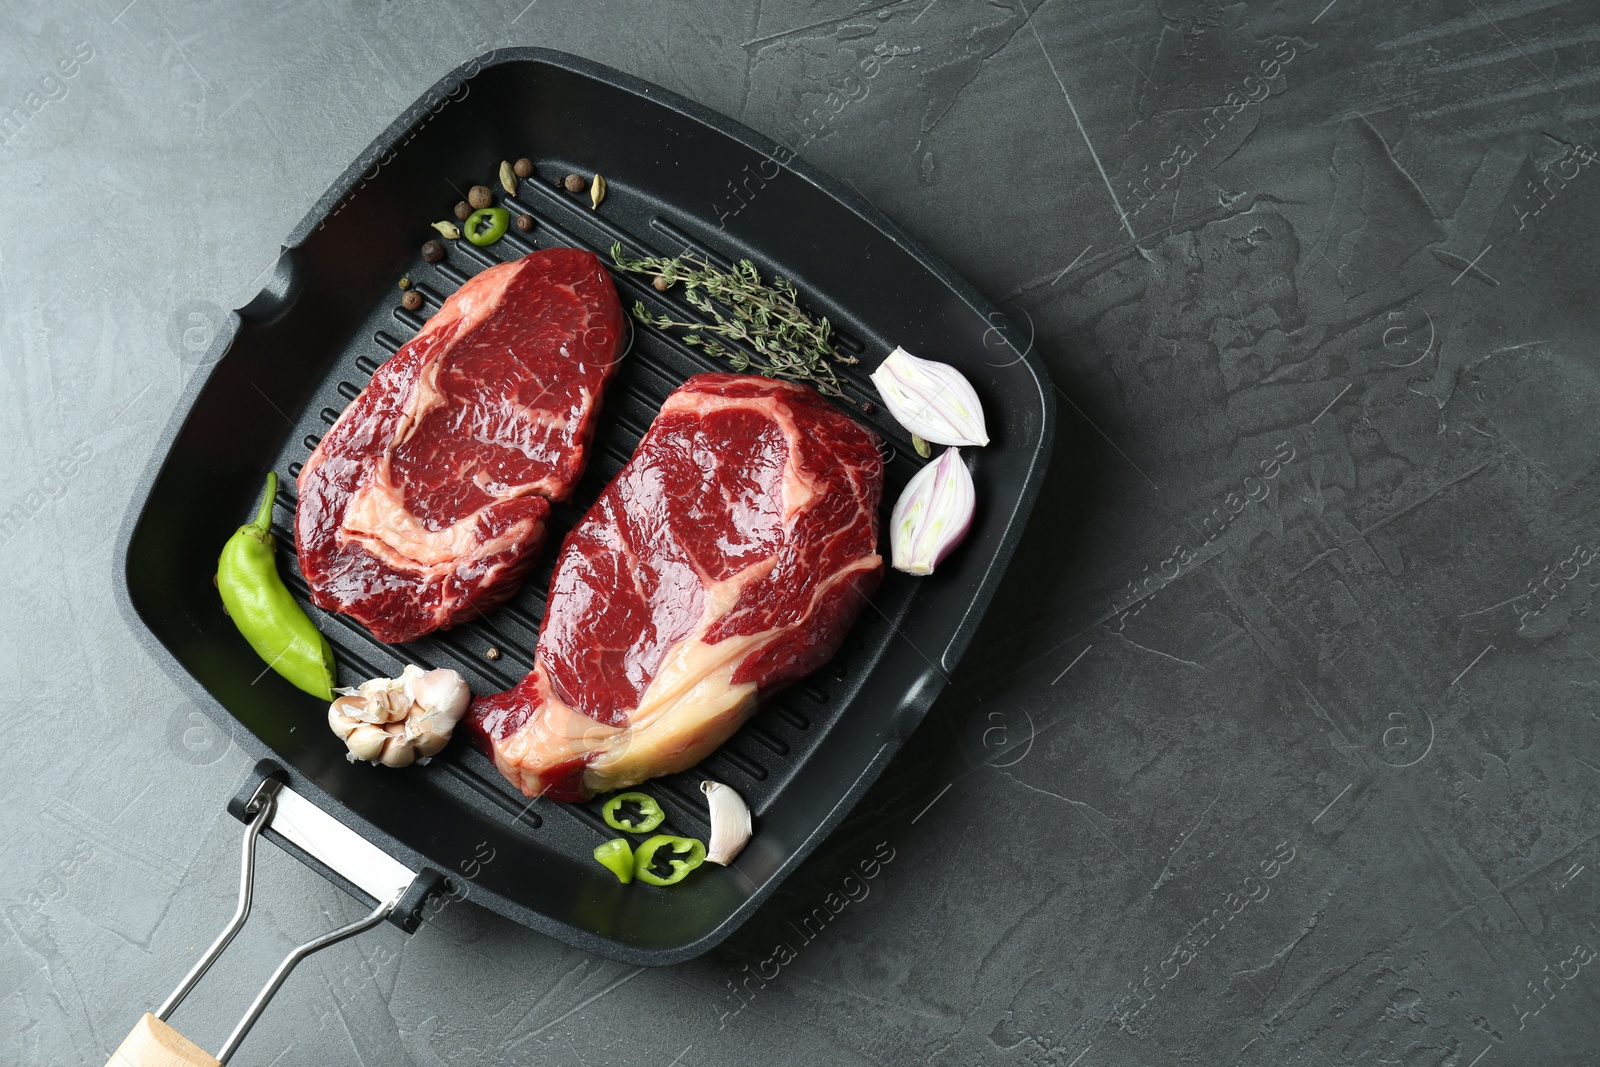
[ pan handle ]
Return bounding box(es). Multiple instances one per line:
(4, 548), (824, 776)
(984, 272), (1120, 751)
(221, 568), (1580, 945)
(106, 763), (438, 1065)
(107, 895), (398, 1066)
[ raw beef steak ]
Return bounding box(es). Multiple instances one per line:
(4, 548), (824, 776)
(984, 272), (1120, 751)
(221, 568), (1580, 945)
(296, 248), (624, 644)
(469, 373), (884, 801)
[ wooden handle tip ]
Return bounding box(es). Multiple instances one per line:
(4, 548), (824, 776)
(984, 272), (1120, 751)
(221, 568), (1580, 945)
(105, 1013), (221, 1067)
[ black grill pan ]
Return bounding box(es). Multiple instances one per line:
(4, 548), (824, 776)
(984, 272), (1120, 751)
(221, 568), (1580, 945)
(116, 47), (1055, 965)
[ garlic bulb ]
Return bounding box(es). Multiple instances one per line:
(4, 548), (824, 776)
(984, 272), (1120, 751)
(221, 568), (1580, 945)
(327, 665), (471, 768)
(701, 780), (752, 865)
(870, 346), (990, 448)
(890, 447), (975, 576)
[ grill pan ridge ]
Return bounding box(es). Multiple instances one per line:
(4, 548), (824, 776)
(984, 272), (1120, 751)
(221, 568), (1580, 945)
(115, 48), (1054, 964)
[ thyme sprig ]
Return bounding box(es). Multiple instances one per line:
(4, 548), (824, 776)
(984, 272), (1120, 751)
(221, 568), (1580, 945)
(609, 242), (856, 398)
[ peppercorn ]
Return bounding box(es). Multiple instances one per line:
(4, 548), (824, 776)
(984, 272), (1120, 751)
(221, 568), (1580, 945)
(859, 400), (877, 415)
(468, 185), (492, 210)
(563, 173), (586, 193)
(515, 214), (534, 232)
(652, 275), (671, 292)
(398, 277), (411, 290)
(485, 646), (501, 661)
(453, 200), (472, 220)
(421, 239), (445, 263)
(401, 290), (423, 311)
(513, 157), (534, 179)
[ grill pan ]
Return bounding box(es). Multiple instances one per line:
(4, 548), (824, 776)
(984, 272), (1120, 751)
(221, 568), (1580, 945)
(116, 47), (1055, 967)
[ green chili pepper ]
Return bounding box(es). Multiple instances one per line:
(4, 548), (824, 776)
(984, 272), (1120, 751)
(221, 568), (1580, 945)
(216, 472), (337, 700)
(633, 835), (706, 886)
(593, 838), (634, 884)
(602, 791), (665, 833)
(464, 207), (510, 246)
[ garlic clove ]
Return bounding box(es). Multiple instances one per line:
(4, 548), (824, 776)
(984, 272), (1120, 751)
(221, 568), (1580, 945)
(405, 669), (471, 758)
(870, 346), (990, 448)
(701, 780), (752, 865)
(890, 447), (975, 576)
(328, 697), (365, 735)
(342, 723), (390, 763)
(411, 731), (452, 760)
(350, 673), (412, 722)
(378, 725), (417, 768)
(406, 668), (470, 720)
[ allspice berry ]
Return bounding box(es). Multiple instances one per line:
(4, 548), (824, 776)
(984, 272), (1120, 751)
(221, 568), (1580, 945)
(513, 157), (534, 179)
(453, 200), (472, 220)
(563, 173), (586, 193)
(421, 239), (445, 263)
(401, 290), (423, 311)
(467, 185), (492, 210)
(515, 214), (534, 232)
(652, 275), (671, 292)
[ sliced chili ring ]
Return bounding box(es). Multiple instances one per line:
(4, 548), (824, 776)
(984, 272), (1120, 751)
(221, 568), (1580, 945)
(633, 835), (706, 886)
(464, 207), (510, 246)
(602, 791), (665, 833)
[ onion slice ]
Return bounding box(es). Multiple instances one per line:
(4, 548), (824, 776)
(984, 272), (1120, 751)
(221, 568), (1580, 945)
(890, 447), (975, 576)
(870, 346), (989, 448)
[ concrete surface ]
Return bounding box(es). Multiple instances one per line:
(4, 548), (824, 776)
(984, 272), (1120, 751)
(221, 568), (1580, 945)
(3, 0), (1599, 1064)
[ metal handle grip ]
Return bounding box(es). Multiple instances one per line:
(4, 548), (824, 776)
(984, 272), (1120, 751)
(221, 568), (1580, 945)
(108, 766), (421, 1065)
(155, 783), (277, 1021)
(106, 893), (396, 1067)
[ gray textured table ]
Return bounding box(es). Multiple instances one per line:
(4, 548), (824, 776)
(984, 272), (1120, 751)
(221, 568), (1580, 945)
(5, 1), (1599, 1064)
